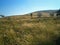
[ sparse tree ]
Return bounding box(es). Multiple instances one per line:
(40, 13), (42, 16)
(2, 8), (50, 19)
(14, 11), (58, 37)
(56, 9), (60, 17)
(0, 15), (5, 18)
(56, 9), (60, 19)
(37, 12), (42, 22)
(30, 13), (33, 19)
(37, 12), (42, 18)
(50, 13), (54, 17)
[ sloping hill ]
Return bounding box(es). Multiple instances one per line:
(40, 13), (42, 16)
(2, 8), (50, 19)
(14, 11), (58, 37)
(24, 10), (57, 18)
(35, 10), (57, 13)
(0, 10), (60, 45)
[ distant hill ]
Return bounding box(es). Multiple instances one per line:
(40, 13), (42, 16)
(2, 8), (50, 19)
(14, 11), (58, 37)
(0, 10), (58, 18)
(26, 10), (58, 17)
(0, 13), (60, 45)
(0, 9), (60, 45)
(35, 10), (57, 13)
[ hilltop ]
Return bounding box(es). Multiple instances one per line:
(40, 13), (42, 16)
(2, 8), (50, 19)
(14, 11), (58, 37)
(15, 10), (57, 18)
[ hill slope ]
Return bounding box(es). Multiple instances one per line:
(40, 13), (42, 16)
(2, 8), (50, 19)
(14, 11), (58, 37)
(24, 10), (58, 18)
(0, 14), (60, 45)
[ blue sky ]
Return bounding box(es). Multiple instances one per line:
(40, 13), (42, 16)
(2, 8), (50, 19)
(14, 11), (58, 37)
(0, 0), (60, 16)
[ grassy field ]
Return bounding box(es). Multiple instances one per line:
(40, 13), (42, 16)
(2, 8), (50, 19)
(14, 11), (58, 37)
(0, 15), (60, 45)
